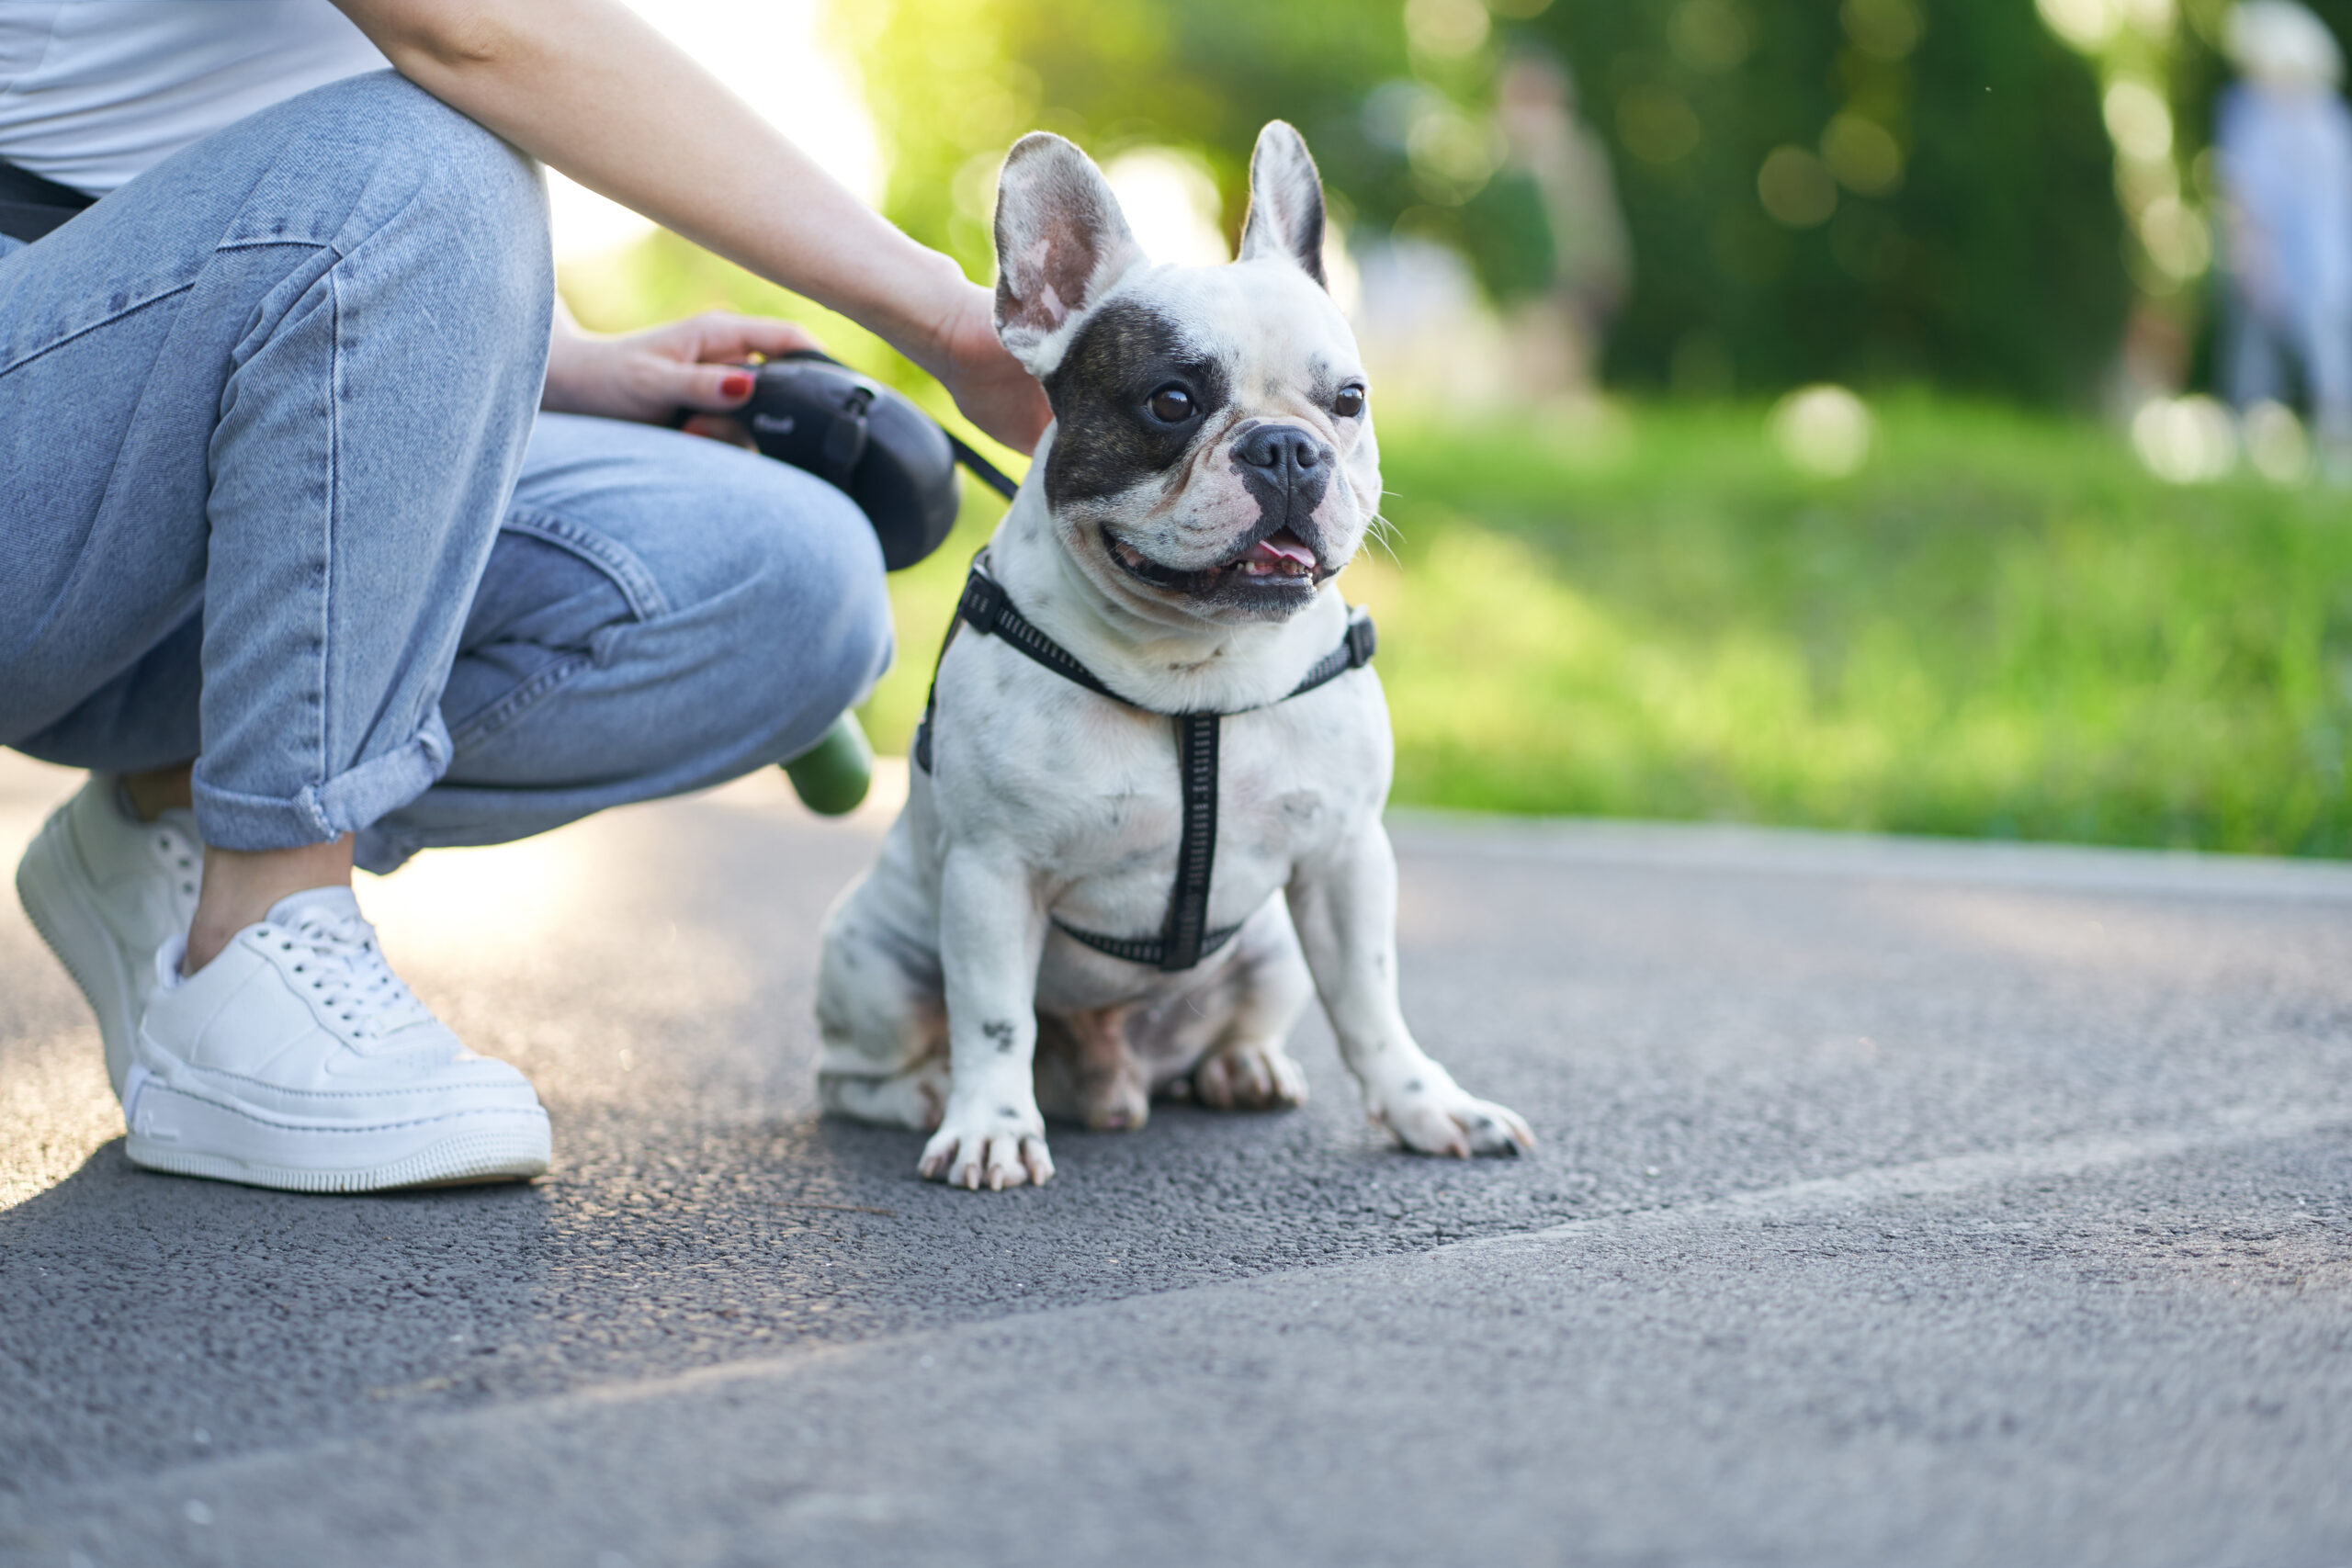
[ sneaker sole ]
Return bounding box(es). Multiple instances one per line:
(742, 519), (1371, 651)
(125, 1076), (551, 1194)
(16, 807), (139, 1097)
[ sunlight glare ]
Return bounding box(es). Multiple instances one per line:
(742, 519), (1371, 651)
(549, 0), (882, 264)
(358, 832), (594, 970)
(1104, 147), (1230, 268)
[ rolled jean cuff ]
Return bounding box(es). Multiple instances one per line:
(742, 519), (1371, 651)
(190, 714), (453, 851)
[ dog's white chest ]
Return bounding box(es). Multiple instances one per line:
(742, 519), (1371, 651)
(1028, 687), (1385, 964)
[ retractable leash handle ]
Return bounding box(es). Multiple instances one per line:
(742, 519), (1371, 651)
(782, 708), (876, 817)
(676, 351), (1023, 815)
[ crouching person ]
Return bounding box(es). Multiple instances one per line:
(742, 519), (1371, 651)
(1, 1), (1048, 1191)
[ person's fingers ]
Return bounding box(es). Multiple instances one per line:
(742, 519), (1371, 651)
(953, 372), (1053, 455)
(662, 358), (761, 412)
(933, 285), (1051, 453)
(722, 313), (826, 360)
(679, 412), (757, 450)
(1006, 378), (1053, 451)
(680, 310), (823, 364)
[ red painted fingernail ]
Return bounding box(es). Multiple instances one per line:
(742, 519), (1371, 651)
(720, 372), (753, 399)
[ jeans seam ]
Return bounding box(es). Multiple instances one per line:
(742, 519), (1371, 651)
(0, 240), (333, 379)
(0, 279), (193, 378)
(444, 650), (594, 751)
(318, 264), (341, 798)
(498, 505), (672, 621)
(213, 238), (345, 254)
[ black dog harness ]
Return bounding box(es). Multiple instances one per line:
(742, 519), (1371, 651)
(913, 553), (1376, 972)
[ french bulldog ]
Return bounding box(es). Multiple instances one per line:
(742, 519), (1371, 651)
(813, 121), (1532, 1190)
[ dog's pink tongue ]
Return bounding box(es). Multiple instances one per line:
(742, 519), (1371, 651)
(1245, 536), (1317, 567)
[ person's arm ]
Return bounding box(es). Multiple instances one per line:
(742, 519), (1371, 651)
(331, 0), (1049, 452)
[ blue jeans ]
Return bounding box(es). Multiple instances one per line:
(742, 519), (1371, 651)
(0, 73), (893, 873)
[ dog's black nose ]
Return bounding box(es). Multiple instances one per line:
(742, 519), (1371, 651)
(1237, 423), (1327, 479)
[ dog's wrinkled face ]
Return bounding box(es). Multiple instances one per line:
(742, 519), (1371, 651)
(993, 123), (1378, 623)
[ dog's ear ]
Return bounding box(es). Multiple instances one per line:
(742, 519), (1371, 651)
(993, 132), (1147, 374)
(1237, 121), (1327, 288)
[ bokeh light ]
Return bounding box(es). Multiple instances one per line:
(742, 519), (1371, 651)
(1769, 386), (1874, 476)
(2131, 395), (2238, 484)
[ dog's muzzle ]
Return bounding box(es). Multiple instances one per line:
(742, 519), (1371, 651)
(1104, 423), (1340, 598)
(1231, 423), (1333, 548)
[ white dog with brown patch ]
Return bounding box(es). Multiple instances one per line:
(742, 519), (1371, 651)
(814, 122), (1532, 1190)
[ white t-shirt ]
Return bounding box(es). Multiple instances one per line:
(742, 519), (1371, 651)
(0, 0), (385, 197)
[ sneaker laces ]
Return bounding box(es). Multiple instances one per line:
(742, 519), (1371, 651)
(111, 777), (203, 904)
(146, 815), (201, 903)
(272, 903), (435, 1044)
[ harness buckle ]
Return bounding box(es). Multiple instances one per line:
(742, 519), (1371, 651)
(959, 570), (1009, 635)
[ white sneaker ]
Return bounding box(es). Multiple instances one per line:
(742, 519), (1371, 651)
(16, 775), (204, 1096)
(125, 886), (551, 1192)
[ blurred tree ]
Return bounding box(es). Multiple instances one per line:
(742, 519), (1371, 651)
(841, 0), (2131, 405)
(1529, 0), (2129, 401)
(842, 0), (1428, 275)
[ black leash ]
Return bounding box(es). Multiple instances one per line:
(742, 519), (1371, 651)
(947, 433), (1020, 502)
(916, 552), (1376, 971)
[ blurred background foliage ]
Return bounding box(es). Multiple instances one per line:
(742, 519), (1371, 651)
(1364, 401), (2352, 854)
(846, 0), (2129, 403)
(1544, 0), (2125, 400)
(559, 0), (2352, 856)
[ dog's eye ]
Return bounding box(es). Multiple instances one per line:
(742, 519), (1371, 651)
(1332, 384), (1367, 419)
(1146, 385), (1194, 423)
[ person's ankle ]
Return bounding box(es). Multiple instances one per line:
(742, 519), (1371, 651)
(119, 764), (195, 823)
(184, 837), (356, 976)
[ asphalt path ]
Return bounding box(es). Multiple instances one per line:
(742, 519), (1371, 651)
(2, 749), (2349, 1567)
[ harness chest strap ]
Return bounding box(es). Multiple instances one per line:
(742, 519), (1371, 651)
(913, 556), (1377, 972)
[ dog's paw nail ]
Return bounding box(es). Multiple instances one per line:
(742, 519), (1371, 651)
(1021, 1137), (1056, 1185)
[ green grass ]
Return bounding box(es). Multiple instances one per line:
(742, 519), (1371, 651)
(1355, 397), (2352, 855)
(864, 396), (2352, 857)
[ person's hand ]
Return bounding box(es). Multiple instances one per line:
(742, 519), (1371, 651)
(926, 279), (1053, 456)
(541, 310), (823, 433)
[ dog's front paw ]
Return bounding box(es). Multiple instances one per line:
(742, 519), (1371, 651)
(1368, 1072), (1534, 1158)
(1193, 1040), (1309, 1111)
(919, 1100), (1056, 1190)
